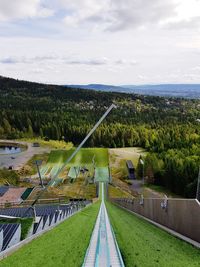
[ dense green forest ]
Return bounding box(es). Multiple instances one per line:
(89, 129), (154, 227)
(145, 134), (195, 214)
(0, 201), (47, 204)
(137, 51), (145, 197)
(0, 76), (200, 197)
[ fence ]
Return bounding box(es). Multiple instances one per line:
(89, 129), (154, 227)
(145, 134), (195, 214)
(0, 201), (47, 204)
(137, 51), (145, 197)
(111, 197), (200, 243)
(0, 197), (69, 209)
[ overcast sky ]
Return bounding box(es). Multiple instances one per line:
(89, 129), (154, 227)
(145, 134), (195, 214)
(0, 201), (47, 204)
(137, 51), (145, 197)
(0, 0), (200, 85)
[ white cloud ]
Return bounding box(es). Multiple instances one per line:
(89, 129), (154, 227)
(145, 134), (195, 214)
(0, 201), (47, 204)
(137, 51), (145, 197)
(1, 0), (200, 32)
(0, 0), (53, 21)
(0, 1), (200, 84)
(61, 0), (179, 31)
(0, 54), (137, 67)
(1, 0), (200, 31)
(175, 0), (200, 21)
(61, 0), (200, 32)
(0, 57), (18, 64)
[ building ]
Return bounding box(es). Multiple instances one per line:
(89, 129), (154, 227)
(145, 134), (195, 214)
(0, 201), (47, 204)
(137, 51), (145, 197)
(126, 160), (135, 179)
(32, 143), (40, 147)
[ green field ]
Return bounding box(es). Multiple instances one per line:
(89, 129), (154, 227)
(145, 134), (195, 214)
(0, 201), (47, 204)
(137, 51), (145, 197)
(38, 148), (108, 197)
(18, 138), (73, 150)
(106, 202), (200, 267)
(0, 202), (100, 267)
(40, 148), (109, 182)
(47, 148), (109, 167)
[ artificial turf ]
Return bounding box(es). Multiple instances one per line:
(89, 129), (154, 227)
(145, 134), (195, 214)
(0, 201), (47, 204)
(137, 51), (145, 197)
(106, 202), (200, 267)
(0, 202), (100, 267)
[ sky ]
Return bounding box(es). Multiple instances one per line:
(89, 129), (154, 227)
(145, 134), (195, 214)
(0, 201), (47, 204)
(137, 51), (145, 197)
(0, 0), (200, 85)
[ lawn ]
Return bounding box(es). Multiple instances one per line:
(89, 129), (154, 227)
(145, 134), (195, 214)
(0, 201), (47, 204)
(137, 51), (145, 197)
(109, 147), (146, 168)
(47, 148), (109, 167)
(106, 202), (200, 267)
(59, 178), (96, 199)
(35, 148), (107, 199)
(18, 138), (73, 150)
(108, 184), (132, 198)
(0, 202), (100, 267)
(41, 148), (108, 181)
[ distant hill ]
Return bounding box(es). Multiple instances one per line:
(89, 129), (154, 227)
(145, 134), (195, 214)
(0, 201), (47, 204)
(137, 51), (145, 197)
(0, 75), (199, 199)
(67, 84), (200, 99)
(68, 84), (126, 92)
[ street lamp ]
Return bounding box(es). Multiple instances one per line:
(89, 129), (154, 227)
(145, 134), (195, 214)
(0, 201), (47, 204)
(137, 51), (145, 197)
(34, 160), (44, 188)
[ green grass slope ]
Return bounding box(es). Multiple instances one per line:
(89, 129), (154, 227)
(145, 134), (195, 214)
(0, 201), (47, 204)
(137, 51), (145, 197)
(0, 202), (100, 267)
(47, 148), (108, 167)
(106, 202), (200, 267)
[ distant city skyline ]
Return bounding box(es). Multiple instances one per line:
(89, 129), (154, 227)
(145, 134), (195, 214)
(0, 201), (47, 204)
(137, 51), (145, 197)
(0, 0), (200, 85)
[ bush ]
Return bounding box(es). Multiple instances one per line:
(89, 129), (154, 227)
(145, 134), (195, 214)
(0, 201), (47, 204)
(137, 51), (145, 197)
(0, 169), (19, 185)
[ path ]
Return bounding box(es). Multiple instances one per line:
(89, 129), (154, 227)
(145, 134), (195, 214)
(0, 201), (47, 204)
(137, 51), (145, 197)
(131, 179), (164, 198)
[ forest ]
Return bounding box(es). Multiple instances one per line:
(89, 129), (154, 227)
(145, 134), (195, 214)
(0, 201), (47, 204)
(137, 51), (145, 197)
(0, 75), (200, 197)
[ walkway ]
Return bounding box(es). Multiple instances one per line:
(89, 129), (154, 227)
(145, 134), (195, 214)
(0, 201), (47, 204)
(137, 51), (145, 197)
(83, 183), (124, 267)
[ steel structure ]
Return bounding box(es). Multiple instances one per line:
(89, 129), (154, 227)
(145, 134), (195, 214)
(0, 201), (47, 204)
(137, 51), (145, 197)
(28, 104), (116, 207)
(35, 160), (44, 188)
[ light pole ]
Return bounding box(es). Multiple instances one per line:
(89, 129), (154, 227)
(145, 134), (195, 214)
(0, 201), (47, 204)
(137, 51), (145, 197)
(29, 104), (116, 208)
(35, 160), (44, 188)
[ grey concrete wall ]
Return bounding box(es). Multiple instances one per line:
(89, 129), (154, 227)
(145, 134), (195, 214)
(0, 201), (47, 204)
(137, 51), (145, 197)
(112, 198), (200, 243)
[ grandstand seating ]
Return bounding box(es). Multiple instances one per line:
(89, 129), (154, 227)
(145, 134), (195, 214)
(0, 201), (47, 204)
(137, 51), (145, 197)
(33, 217), (43, 234)
(0, 200), (91, 252)
(0, 187), (9, 197)
(0, 224), (21, 251)
(0, 230), (3, 251)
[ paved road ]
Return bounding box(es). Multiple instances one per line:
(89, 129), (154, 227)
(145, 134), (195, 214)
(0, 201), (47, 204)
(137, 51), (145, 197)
(131, 179), (163, 198)
(131, 179), (143, 194)
(0, 140), (50, 170)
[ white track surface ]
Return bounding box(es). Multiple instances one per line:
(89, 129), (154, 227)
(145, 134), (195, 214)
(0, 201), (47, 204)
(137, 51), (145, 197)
(83, 183), (124, 267)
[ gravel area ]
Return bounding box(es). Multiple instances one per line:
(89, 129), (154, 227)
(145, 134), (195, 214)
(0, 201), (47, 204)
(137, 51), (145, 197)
(0, 140), (50, 170)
